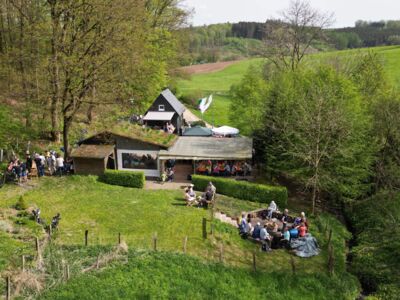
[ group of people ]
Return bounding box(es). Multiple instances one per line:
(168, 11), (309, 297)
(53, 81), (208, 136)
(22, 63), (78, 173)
(195, 160), (252, 177)
(239, 203), (309, 251)
(184, 181), (216, 208)
(5, 150), (73, 183)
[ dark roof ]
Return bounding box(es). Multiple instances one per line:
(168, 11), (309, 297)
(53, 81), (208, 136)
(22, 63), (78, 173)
(161, 89), (186, 115)
(71, 144), (115, 159)
(182, 126), (212, 137)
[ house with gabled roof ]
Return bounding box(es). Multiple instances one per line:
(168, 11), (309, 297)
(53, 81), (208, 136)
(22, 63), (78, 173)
(142, 89), (186, 133)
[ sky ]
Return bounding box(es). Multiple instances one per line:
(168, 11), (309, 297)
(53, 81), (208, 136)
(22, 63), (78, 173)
(182, 0), (400, 28)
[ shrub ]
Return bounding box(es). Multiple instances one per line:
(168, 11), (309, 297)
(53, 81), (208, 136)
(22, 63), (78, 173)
(191, 175), (287, 208)
(15, 196), (28, 210)
(99, 170), (145, 188)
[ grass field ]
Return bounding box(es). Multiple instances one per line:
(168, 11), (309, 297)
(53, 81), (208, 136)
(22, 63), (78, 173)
(0, 176), (359, 298)
(39, 251), (359, 300)
(178, 46), (400, 128)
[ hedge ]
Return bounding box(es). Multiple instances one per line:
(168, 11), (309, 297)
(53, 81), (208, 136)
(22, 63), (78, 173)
(192, 175), (287, 209)
(100, 170), (145, 188)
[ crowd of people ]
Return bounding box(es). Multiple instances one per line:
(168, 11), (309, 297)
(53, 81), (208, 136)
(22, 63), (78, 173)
(5, 150), (73, 183)
(238, 202), (309, 251)
(184, 181), (216, 208)
(195, 160), (252, 177)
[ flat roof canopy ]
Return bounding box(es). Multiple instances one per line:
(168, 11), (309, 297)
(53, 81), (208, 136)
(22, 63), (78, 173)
(71, 144), (115, 159)
(159, 136), (253, 160)
(143, 111), (175, 121)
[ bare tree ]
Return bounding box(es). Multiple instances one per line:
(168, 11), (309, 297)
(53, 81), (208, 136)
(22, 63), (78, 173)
(264, 0), (334, 70)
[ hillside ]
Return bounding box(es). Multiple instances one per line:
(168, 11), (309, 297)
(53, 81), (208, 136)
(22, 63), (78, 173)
(0, 176), (359, 298)
(177, 46), (400, 128)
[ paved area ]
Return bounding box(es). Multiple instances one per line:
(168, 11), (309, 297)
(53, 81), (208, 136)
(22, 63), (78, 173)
(145, 180), (190, 190)
(183, 109), (212, 128)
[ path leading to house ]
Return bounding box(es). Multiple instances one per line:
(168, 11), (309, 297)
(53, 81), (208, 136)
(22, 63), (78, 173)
(183, 109), (212, 128)
(145, 180), (189, 190)
(179, 60), (241, 75)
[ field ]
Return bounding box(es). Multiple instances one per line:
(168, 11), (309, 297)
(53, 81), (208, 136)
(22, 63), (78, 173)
(178, 46), (400, 128)
(0, 176), (359, 298)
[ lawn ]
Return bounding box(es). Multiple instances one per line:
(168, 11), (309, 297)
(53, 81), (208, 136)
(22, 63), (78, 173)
(0, 176), (359, 298)
(177, 46), (400, 128)
(39, 251), (359, 300)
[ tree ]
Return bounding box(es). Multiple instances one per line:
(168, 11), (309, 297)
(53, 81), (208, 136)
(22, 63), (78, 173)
(263, 0), (334, 70)
(261, 66), (373, 213)
(229, 64), (268, 135)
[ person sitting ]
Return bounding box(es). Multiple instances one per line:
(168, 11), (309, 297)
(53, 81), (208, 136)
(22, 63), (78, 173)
(297, 222), (307, 237)
(260, 224), (271, 247)
(212, 164), (219, 176)
(185, 185), (198, 206)
(243, 162), (252, 176)
(267, 201), (277, 219)
(252, 222), (262, 239)
(199, 190), (214, 208)
(300, 212), (309, 229)
(224, 164), (231, 176)
(280, 227), (291, 249)
(238, 214), (248, 236)
(280, 209), (289, 231)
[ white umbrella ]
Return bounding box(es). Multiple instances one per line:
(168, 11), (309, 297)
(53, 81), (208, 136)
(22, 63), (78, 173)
(212, 126), (240, 136)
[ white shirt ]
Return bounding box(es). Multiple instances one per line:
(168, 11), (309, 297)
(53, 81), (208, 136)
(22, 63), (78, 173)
(260, 228), (270, 240)
(56, 157), (64, 167)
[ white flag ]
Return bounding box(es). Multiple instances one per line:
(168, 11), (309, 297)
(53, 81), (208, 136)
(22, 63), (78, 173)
(200, 95), (213, 114)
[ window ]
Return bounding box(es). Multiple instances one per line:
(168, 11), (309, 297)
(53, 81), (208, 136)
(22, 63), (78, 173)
(121, 153), (157, 170)
(158, 105), (165, 111)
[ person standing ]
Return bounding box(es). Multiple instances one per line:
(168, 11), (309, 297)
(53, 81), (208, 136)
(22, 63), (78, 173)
(55, 154), (64, 176)
(267, 201), (277, 219)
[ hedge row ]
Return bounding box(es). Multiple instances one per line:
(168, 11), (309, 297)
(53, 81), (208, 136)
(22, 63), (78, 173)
(192, 175), (287, 209)
(100, 170), (145, 188)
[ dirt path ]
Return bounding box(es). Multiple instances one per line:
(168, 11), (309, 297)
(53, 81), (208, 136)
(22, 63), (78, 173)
(179, 60), (240, 75)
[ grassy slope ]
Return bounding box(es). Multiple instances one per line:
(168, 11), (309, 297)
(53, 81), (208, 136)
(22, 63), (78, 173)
(0, 177), (359, 298)
(39, 251), (358, 300)
(178, 46), (400, 128)
(178, 58), (264, 127)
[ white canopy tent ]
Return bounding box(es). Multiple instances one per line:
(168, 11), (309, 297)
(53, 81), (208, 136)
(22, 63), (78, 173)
(212, 126), (240, 137)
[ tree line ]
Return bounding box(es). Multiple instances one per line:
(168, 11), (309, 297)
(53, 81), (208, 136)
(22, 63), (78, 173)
(0, 0), (188, 156)
(229, 1), (400, 297)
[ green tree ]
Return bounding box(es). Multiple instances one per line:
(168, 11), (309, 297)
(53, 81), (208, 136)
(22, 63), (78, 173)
(229, 64), (268, 135)
(261, 66), (374, 213)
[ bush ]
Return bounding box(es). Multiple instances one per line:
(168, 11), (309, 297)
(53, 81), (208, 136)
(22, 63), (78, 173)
(15, 196), (28, 210)
(99, 170), (145, 188)
(192, 175), (287, 208)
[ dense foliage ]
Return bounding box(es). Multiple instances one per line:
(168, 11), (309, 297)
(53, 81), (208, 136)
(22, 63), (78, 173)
(347, 191), (400, 299)
(100, 170), (145, 189)
(192, 175), (288, 209)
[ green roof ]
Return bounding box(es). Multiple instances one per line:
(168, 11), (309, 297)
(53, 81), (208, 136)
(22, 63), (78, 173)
(182, 126), (212, 137)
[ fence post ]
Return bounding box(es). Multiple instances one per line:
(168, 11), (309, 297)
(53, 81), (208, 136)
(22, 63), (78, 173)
(202, 218), (207, 239)
(85, 230), (89, 246)
(328, 244), (335, 276)
(252, 251), (256, 272)
(327, 229), (333, 246)
(6, 276), (10, 300)
(219, 243), (224, 263)
(22, 255), (25, 272)
(118, 232), (121, 245)
(66, 264), (70, 280)
(35, 237), (40, 257)
(183, 236), (188, 253)
(96, 255), (100, 269)
(153, 233), (157, 251)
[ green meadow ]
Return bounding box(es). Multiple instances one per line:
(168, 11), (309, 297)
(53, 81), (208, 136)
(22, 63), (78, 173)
(0, 176), (359, 298)
(178, 46), (400, 128)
